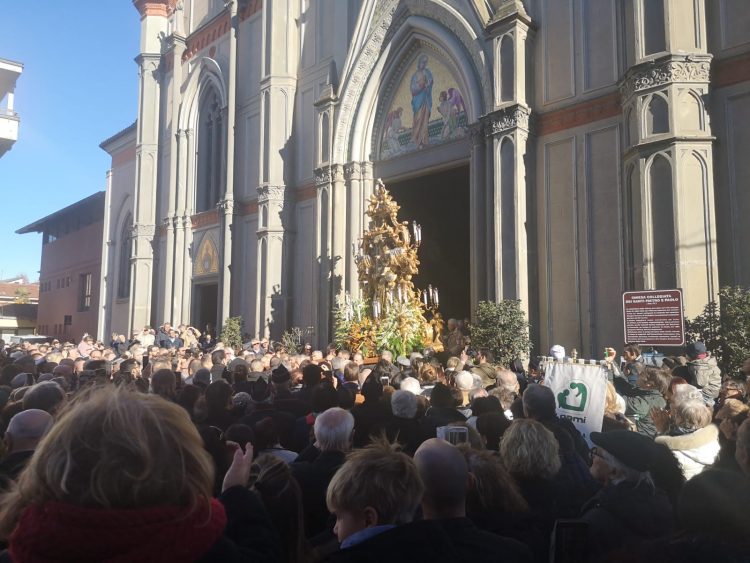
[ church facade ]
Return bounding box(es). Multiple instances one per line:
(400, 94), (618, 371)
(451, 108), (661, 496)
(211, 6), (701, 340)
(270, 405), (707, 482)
(98, 0), (750, 357)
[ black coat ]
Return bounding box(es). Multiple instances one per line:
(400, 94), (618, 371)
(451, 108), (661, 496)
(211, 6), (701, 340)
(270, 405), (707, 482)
(323, 518), (532, 563)
(0, 450), (33, 491)
(351, 401), (393, 448)
(291, 450), (347, 538)
(417, 406), (466, 443)
(580, 480), (674, 560)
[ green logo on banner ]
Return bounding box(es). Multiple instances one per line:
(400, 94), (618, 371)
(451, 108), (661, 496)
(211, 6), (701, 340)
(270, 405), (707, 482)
(558, 382), (588, 412)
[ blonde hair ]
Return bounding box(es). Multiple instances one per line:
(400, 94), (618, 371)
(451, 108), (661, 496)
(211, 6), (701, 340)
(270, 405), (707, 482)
(0, 386), (214, 539)
(326, 439), (423, 526)
(604, 382), (623, 415)
(500, 419), (561, 479)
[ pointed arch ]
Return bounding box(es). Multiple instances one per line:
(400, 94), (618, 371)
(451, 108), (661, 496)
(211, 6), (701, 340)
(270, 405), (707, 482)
(117, 213), (133, 299)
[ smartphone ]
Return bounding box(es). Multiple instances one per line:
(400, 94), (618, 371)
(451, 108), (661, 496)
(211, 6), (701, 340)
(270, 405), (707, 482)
(437, 426), (469, 445)
(380, 376), (390, 386)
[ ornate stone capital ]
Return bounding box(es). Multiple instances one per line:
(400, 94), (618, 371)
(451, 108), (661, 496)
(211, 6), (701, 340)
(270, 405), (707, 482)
(620, 56), (712, 100)
(483, 104), (531, 137)
(331, 164), (345, 183)
(131, 223), (156, 238)
(344, 162), (361, 181)
(257, 185), (287, 204)
(360, 161), (374, 180)
(217, 198), (235, 214)
(314, 166), (332, 186)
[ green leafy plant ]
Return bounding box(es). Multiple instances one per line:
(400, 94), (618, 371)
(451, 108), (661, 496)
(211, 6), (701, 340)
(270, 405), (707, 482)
(470, 300), (532, 368)
(687, 286), (750, 376)
(281, 327), (303, 355)
(220, 316), (244, 351)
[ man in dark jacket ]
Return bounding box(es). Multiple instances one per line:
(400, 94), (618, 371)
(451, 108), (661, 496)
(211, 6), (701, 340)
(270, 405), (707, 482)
(583, 431), (674, 560)
(417, 383), (466, 443)
(291, 407), (353, 538)
(413, 438), (533, 562)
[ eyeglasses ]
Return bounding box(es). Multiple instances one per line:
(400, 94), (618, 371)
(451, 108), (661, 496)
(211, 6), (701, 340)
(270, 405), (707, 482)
(589, 447), (605, 463)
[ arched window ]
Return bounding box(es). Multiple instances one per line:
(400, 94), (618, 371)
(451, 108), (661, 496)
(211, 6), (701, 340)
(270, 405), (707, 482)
(196, 86), (224, 213)
(117, 215), (132, 299)
(500, 35), (514, 102)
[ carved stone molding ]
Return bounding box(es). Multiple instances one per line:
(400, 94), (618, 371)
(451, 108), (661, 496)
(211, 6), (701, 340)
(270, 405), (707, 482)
(483, 104), (531, 137)
(360, 161), (374, 179)
(344, 162), (361, 180)
(257, 185), (288, 203)
(131, 223), (156, 238)
(620, 56), (712, 100)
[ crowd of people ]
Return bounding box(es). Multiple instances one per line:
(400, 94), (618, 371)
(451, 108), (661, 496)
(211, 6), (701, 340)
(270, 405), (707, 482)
(0, 326), (747, 562)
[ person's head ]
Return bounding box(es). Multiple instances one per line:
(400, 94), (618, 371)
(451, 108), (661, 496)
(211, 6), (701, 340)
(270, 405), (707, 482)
(429, 383), (454, 409)
(314, 407), (354, 452)
(211, 349), (226, 367)
(720, 378), (746, 401)
(0, 387), (214, 539)
(4, 409), (53, 454)
(253, 417), (281, 450)
(521, 384), (556, 420)
(391, 390), (418, 419)
(398, 377), (421, 395)
(447, 319), (457, 331)
(635, 367), (670, 396)
(671, 383), (703, 408)
(685, 341), (708, 361)
(343, 362), (359, 384)
(380, 350), (393, 364)
(476, 412), (511, 451)
(549, 345), (565, 360)
(500, 419), (561, 479)
(716, 399), (750, 440)
(205, 380), (233, 413)
(459, 444), (529, 516)
(673, 399), (712, 432)
(477, 348), (493, 365)
(251, 454), (310, 563)
(495, 368), (519, 394)
(21, 382), (66, 415)
(326, 439), (424, 543)
(152, 368), (177, 402)
(589, 430), (656, 487)
(414, 438), (469, 519)
(623, 343), (641, 362)
(302, 363), (323, 387)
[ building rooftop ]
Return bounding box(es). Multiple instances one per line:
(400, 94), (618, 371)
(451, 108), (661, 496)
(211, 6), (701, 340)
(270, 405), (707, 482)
(16, 191), (106, 235)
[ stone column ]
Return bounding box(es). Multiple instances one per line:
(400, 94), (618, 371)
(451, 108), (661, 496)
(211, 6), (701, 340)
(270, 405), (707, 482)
(313, 166), (333, 345)
(129, 2), (169, 333)
(97, 169), (114, 341)
(483, 105), (532, 315)
(468, 124), (487, 317)
(330, 163), (346, 314)
(344, 162), (362, 297)
(621, 0), (718, 317)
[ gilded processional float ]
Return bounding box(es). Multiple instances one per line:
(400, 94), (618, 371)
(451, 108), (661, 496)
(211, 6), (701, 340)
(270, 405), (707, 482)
(334, 180), (444, 357)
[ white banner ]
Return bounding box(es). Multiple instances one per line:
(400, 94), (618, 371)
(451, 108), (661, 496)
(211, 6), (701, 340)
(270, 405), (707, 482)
(544, 362), (608, 445)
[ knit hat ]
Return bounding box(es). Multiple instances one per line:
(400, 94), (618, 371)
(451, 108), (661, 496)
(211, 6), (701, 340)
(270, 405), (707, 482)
(590, 430), (657, 472)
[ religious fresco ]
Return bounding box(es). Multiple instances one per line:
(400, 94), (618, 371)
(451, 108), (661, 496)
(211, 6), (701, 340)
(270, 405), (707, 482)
(194, 234), (219, 276)
(380, 52), (468, 160)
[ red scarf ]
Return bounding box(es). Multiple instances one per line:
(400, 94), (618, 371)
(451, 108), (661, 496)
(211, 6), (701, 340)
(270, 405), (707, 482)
(10, 498), (227, 563)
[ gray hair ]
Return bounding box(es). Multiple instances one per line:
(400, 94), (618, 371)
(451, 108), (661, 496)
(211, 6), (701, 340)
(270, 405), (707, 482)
(314, 407), (355, 452)
(391, 390), (418, 419)
(675, 399), (712, 430)
(381, 350), (393, 363)
(496, 369), (519, 392)
(672, 384), (702, 407)
(399, 377), (422, 395)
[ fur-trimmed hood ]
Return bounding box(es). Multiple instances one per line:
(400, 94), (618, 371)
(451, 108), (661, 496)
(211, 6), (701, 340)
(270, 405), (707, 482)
(655, 423), (719, 450)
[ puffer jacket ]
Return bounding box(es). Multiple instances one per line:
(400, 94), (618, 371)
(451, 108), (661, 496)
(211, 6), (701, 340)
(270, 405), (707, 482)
(688, 356), (722, 401)
(655, 423), (720, 480)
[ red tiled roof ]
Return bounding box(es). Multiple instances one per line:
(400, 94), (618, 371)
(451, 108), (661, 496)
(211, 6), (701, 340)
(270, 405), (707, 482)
(0, 282), (39, 301)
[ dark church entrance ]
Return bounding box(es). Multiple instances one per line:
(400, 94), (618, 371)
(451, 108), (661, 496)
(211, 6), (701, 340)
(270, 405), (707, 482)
(387, 165), (470, 321)
(193, 282), (218, 337)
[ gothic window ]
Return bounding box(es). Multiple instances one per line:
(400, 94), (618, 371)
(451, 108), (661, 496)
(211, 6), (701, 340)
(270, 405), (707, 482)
(117, 215), (132, 299)
(646, 95), (669, 135)
(649, 154), (676, 288)
(320, 112), (330, 164)
(196, 87), (224, 213)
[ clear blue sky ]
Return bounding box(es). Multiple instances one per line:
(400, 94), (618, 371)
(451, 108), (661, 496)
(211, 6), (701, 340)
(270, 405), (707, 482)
(0, 2), (140, 282)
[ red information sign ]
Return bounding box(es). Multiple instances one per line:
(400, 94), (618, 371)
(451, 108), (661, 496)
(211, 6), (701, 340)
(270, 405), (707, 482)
(622, 289), (685, 346)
